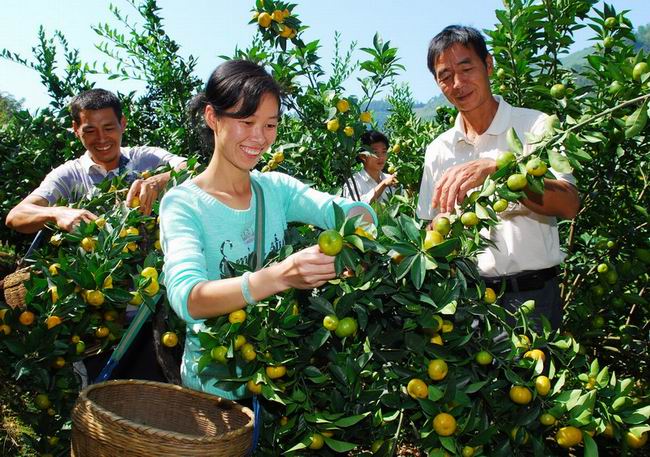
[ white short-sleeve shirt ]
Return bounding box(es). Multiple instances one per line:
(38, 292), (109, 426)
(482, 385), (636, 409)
(416, 96), (576, 277)
(342, 169), (398, 204)
(31, 146), (186, 204)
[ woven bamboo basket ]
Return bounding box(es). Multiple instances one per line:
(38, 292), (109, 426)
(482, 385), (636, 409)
(71, 380), (254, 457)
(2, 267), (30, 309)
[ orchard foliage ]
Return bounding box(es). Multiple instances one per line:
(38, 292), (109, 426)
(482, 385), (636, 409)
(0, 0), (649, 456)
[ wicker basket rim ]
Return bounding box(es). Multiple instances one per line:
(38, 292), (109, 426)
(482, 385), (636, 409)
(76, 379), (254, 444)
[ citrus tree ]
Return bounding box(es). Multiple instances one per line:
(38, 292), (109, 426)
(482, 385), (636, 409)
(1, 0), (649, 456)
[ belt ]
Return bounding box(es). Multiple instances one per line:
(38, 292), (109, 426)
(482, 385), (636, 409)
(483, 266), (558, 293)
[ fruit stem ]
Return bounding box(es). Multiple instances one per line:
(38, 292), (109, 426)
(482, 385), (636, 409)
(390, 410), (404, 455)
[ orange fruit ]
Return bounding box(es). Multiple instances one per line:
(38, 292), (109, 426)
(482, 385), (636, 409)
(48, 263), (60, 276)
(241, 343), (257, 362)
(229, 309), (246, 324)
(602, 423), (614, 438)
(19, 310), (35, 326)
(81, 237), (96, 252)
(433, 412), (457, 436)
(336, 99), (350, 113)
(556, 426), (583, 448)
(430, 333), (443, 345)
(140, 267), (159, 281)
(50, 286), (59, 304)
(52, 356), (65, 369)
(247, 379), (263, 394)
(309, 433), (325, 450)
(484, 287), (497, 304)
(326, 118), (340, 132)
(0, 324), (11, 335)
(95, 326), (110, 338)
(423, 230), (444, 250)
(509, 386), (533, 405)
(45, 316), (62, 330)
(318, 230), (343, 256)
(625, 431), (647, 448)
(234, 335), (247, 350)
(129, 291), (143, 305)
(211, 346), (228, 363)
(427, 359), (448, 381)
(271, 10), (284, 23)
(407, 378), (428, 399)
(129, 196), (141, 208)
(144, 280), (160, 296)
(359, 111), (372, 123)
(126, 226), (139, 237)
(343, 126), (354, 137)
(524, 349), (546, 363)
(535, 375), (551, 396)
(161, 331), (178, 348)
(86, 290), (105, 307)
(323, 315), (339, 331)
(257, 12), (272, 28)
(266, 365), (287, 379)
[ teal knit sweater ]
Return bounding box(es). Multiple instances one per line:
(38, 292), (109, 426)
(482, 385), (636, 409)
(160, 170), (376, 399)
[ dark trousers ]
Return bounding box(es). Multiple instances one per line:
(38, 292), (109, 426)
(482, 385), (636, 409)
(483, 269), (563, 331)
(83, 321), (167, 382)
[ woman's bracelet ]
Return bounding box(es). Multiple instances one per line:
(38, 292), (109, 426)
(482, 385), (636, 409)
(241, 271), (258, 305)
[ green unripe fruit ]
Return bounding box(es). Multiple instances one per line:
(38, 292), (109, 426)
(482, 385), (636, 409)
(460, 212), (479, 226)
(495, 151), (516, 169)
(633, 62), (649, 82)
(434, 217), (451, 237)
(603, 36), (614, 49)
(597, 263), (609, 274)
(496, 68), (506, 80)
(609, 80), (623, 95)
(507, 174), (528, 191)
(493, 199), (509, 213)
(550, 83), (566, 99)
(525, 157), (548, 177)
(604, 17), (617, 29)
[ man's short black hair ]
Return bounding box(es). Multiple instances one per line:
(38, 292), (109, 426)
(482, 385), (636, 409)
(69, 88), (123, 123)
(427, 25), (489, 78)
(361, 130), (389, 149)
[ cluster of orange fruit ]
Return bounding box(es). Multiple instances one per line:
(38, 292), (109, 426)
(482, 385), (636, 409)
(325, 98), (373, 136)
(254, 8), (297, 39)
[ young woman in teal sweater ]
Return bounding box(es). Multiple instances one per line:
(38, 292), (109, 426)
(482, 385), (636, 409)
(159, 60), (376, 399)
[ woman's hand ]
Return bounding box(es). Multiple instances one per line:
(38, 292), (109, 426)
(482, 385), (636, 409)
(277, 245), (336, 289)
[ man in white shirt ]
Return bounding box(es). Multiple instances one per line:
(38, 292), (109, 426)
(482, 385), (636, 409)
(342, 130), (399, 204)
(417, 25), (580, 329)
(6, 88), (186, 233)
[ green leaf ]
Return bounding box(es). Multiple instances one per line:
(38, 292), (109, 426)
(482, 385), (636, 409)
(334, 413), (369, 427)
(475, 203), (490, 219)
(625, 100), (648, 139)
(410, 254), (426, 289)
(506, 128), (523, 155)
(324, 437), (357, 453)
(548, 149), (573, 173)
(583, 432), (598, 457)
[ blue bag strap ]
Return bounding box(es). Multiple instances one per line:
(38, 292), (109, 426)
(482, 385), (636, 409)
(248, 176), (265, 455)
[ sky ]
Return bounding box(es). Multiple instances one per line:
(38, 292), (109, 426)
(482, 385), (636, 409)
(1, 1), (648, 111)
